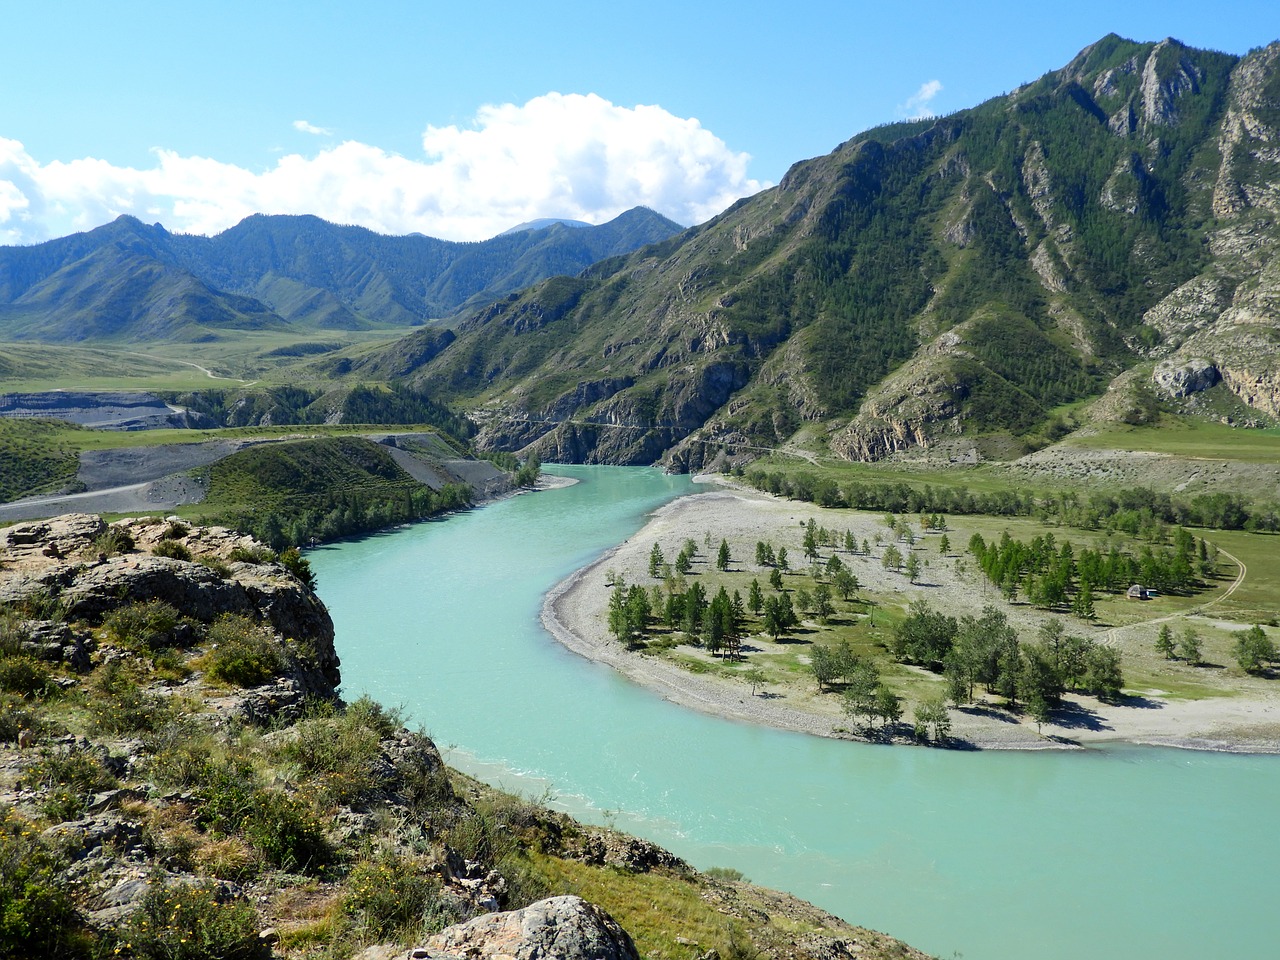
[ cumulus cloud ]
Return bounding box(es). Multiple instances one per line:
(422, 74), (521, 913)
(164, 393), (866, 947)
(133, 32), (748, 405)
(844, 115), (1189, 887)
(292, 119), (333, 136)
(0, 94), (764, 244)
(898, 80), (944, 120)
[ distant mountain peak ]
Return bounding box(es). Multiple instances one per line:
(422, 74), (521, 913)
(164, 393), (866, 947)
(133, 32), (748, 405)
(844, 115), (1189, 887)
(496, 217), (593, 237)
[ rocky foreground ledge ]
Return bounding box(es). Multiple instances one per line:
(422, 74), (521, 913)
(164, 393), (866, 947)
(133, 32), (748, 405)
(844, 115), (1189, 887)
(0, 514), (928, 960)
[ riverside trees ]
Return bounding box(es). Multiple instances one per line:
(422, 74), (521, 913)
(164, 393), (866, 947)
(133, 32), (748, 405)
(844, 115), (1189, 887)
(892, 602), (1125, 717)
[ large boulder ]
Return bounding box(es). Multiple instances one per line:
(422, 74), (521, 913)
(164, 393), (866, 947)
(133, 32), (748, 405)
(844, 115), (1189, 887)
(423, 895), (639, 960)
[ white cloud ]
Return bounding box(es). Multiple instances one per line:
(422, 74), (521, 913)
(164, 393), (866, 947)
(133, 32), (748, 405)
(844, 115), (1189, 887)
(0, 95), (765, 244)
(292, 120), (332, 136)
(898, 80), (944, 120)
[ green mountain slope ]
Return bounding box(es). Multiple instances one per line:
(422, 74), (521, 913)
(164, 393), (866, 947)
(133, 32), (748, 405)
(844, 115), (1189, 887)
(0, 208), (683, 343)
(380, 36), (1280, 467)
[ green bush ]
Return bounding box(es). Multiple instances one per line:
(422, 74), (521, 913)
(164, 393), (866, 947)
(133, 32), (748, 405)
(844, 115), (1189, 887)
(228, 545), (275, 565)
(0, 693), (44, 744)
(277, 547), (316, 589)
(103, 600), (182, 651)
(92, 526), (135, 556)
(204, 616), (285, 687)
(0, 655), (53, 699)
(0, 611), (29, 657)
(6, 589), (66, 622)
(142, 721), (218, 787)
(344, 855), (457, 941)
(114, 880), (264, 960)
(152, 539), (193, 562)
(18, 749), (119, 822)
(0, 807), (89, 958)
(195, 760), (329, 873)
(89, 661), (174, 734)
(198, 556), (233, 579)
(161, 521), (190, 540)
(241, 790), (329, 873)
(275, 702), (388, 805)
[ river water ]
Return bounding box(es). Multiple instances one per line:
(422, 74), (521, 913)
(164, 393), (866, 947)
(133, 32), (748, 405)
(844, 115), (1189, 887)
(307, 465), (1280, 960)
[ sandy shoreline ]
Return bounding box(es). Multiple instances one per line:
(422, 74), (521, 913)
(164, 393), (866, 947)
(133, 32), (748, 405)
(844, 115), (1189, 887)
(540, 481), (1280, 753)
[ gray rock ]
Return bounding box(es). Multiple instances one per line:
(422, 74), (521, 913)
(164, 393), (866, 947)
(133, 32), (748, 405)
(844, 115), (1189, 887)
(1153, 357), (1221, 397)
(42, 813), (143, 860)
(424, 895), (639, 960)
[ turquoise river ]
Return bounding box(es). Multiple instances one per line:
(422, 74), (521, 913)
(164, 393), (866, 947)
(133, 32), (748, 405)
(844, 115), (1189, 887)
(307, 465), (1280, 960)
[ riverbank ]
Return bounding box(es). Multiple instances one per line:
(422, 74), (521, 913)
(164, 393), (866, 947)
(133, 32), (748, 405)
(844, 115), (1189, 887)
(541, 480), (1280, 752)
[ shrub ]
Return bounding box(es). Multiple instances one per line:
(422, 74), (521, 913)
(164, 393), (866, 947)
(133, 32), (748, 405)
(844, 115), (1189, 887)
(705, 866), (747, 882)
(275, 703), (387, 805)
(0, 693), (44, 744)
(152, 539), (193, 562)
(6, 589), (66, 622)
(278, 547), (316, 589)
(194, 760), (329, 873)
(241, 790), (329, 873)
(228, 545), (276, 565)
(344, 856), (458, 941)
(193, 837), (259, 881)
(161, 521), (190, 540)
(89, 661), (174, 734)
(204, 616), (285, 687)
(0, 611), (29, 656)
(103, 600), (182, 651)
(198, 556), (233, 579)
(142, 721), (219, 787)
(0, 807), (89, 958)
(0, 655), (53, 699)
(18, 748), (119, 821)
(114, 879), (265, 960)
(93, 526), (135, 556)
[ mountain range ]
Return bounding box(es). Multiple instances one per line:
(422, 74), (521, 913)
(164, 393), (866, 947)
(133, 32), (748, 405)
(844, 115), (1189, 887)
(5, 35), (1279, 471)
(0, 207), (682, 342)
(345, 35), (1280, 467)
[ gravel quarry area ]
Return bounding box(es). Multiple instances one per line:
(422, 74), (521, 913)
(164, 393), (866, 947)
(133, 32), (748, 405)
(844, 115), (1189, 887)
(0, 431), (514, 524)
(1004, 445), (1280, 497)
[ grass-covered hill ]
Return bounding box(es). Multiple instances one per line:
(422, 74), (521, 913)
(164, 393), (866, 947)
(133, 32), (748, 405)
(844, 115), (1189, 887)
(0, 207), (682, 344)
(0, 514), (929, 960)
(364, 36), (1280, 468)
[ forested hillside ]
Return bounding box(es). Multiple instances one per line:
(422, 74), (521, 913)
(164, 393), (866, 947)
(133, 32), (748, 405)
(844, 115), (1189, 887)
(371, 36), (1280, 468)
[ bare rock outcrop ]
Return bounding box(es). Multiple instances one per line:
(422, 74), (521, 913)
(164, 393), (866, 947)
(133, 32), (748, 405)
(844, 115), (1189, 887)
(423, 895), (639, 960)
(0, 514), (340, 696)
(1153, 357), (1221, 398)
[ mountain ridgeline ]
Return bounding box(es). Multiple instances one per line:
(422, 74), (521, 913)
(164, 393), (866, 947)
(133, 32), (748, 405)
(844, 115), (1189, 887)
(363, 36), (1280, 467)
(0, 207), (683, 341)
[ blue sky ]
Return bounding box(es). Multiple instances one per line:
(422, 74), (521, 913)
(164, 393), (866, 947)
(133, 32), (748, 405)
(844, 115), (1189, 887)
(1, 1), (1276, 242)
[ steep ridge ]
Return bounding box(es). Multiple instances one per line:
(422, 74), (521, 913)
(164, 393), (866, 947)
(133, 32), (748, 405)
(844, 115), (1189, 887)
(379, 36), (1280, 467)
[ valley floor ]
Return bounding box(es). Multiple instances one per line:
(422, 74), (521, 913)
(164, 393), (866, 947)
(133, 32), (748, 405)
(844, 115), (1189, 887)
(541, 480), (1280, 752)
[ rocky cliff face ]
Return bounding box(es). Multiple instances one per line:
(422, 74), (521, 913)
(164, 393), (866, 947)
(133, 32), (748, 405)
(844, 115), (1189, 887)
(0, 514), (928, 960)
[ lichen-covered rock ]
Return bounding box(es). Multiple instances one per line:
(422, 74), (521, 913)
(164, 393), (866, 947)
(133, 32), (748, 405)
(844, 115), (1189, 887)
(423, 895), (639, 960)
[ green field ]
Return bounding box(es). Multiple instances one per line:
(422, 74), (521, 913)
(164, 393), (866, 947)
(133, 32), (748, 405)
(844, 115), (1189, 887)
(0, 327), (419, 391)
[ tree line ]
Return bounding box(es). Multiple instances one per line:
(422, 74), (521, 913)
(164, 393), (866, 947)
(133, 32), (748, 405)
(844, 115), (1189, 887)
(741, 469), (1280, 534)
